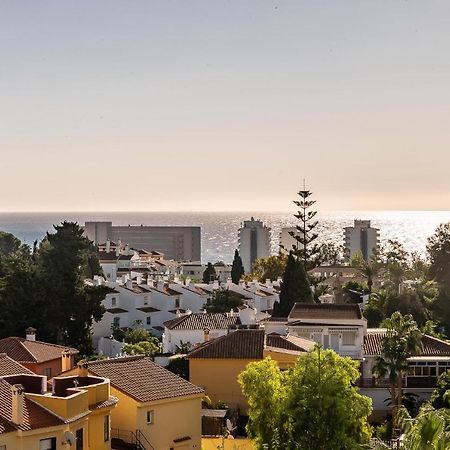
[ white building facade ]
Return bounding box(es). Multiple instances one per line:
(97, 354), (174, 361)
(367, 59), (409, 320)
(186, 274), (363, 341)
(238, 218), (271, 273)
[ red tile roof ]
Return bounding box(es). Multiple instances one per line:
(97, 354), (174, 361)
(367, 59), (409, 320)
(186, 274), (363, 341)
(0, 354), (34, 377)
(163, 313), (240, 331)
(288, 303), (363, 321)
(0, 338), (78, 364)
(187, 329), (312, 360)
(364, 330), (450, 357)
(0, 379), (63, 434)
(86, 356), (204, 403)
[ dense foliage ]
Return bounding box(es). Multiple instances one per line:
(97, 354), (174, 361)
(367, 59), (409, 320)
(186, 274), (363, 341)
(239, 348), (372, 450)
(273, 252), (313, 316)
(205, 287), (244, 313)
(231, 249), (245, 283)
(202, 262), (217, 283)
(0, 223), (108, 356)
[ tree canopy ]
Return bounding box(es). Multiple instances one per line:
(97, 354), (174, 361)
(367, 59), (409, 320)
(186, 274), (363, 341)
(0, 222), (109, 356)
(239, 348), (372, 450)
(243, 254), (287, 283)
(273, 252), (313, 316)
(231, 249), (245, 284)
(205, 287), (244, 313)
(202, 262), (217, 283)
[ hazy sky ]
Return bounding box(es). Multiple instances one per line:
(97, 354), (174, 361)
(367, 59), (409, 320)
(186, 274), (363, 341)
(1, 1), (450, 212)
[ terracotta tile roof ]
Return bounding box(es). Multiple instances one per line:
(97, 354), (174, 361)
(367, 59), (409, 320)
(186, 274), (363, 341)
(364, 329), (450, 357)
(86, 356), (204, 403)
(163, 313), (241, 331)
(266, 334), (315, 352)
(0, 354), (34, 376)
(0, 379), (63, 434)
(187, 330), (266, 359)
(288, 303), (363, 321)
(0, 338), (78, 364)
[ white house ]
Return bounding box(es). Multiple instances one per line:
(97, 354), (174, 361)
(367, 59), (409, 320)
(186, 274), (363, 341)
(162, 311), (244, 354)
(287, 303), (366, 359)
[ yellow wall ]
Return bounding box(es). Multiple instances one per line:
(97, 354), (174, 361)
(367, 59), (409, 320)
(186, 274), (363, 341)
(190, 354), (299, 413)
(136, 395), (202, 449)
(190, 359), (254, 412)
(202, 438), (255, 450)
(27, 390), (89, 420)
(109, 386), (139, 434)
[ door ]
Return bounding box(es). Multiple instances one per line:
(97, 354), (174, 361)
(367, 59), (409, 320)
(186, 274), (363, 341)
(76, 428), (84, 450)
(330, 334), (340, 352)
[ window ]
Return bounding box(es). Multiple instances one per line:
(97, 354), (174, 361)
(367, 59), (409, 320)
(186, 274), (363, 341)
(76, 428), (84, 450)
(146, 316), (151, 325)
(0, 445), (6, 450)
(144, 295), (148, 305)
(342, 332), (356, 346)
(113, 317), (120, 327)
(146, 410), (154, 424)
(40, 438), (56, 450)
(43, 367), (52, 378)
(104, 415), (110, 442)
(175, 297), (180, 308)
(111, 297), (117, 307)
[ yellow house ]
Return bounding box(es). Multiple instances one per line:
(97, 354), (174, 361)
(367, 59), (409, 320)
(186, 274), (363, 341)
(187, 329), (314, 413)
(0, 353), (117, 450)
(64, 355), (205, 450)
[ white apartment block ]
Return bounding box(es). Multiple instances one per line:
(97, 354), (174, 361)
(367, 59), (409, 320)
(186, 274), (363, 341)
(238, 218), (271, 273)
(344, 219), (380, 262)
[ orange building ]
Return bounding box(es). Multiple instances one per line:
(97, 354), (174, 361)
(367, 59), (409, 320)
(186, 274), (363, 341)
(0, 328), (78, 378)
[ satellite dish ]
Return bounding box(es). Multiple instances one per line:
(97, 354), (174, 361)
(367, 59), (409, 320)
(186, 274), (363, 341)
(64, 431), (76, 446)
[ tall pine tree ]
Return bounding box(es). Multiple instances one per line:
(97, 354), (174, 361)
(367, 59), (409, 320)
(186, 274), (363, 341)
(288, 188), (320, 269)
(273, 252), (313, 316)
(231, 249), (245, 284)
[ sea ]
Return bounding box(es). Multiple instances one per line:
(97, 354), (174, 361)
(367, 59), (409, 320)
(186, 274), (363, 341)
(0, 211), (449, 264)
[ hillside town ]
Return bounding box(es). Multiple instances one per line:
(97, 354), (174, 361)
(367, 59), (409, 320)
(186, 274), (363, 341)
(1, 190), (450, 450)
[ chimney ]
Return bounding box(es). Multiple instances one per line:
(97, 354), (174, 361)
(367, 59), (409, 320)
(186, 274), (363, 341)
(106, 239), (111, 253)
(61, 349), (73, 373)
(77, 362), (89, 378)
(136, 274), (142, 285)
(157, 279), (164, 291)
(11, 384), (24, 425)
(203, 328), (210, 343)
(26, 327), (36, 341)
(126, 279), (133, 290)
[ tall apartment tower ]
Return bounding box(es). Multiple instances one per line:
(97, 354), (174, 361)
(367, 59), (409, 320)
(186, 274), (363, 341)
(344, 220), (379, 262)
(238, 218), (271, 273)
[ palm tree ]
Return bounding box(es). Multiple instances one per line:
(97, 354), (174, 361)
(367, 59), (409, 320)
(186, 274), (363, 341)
(373, 312), (422, 432)
(360, 260), (380, 293)
(403, 406), (450, 450)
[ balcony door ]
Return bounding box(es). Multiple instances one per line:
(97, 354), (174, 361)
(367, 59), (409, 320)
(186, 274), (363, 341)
(330, 333), (340, 352)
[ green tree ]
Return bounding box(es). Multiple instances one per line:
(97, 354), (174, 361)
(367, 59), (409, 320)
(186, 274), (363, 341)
(231, 249), (245, 284)
(122, 340), (159, 357)
(430, 371), (450, 410)
(202, 262), (217, 283)
(239, 348), (372, 450)
(274, 252), (313, 316)
(36, 222), (109, 355)
(205, 287), (244, 313)
(402, 405), (450, 450)
(166, 356), (189, 380)
(124, 321), (159, 346)
(373, 312), (422, 430)
(244, 254), (287, 283)
(360, 260), (381, 293)
(0, 231), (22, 257)
(287, 188), (320, 268)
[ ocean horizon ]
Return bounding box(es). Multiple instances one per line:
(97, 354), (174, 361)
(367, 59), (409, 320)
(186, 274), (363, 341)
(1, 210), (449, 264)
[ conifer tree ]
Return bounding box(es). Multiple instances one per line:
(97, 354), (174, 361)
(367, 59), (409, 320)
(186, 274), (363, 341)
(288, 188), (320, 268)
(231, 249), (245, 284)
(273, 252), (313, 316)
(202, 262), (217, 283)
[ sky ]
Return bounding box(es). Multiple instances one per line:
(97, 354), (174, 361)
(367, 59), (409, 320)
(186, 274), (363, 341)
(1, 1), (450, 212)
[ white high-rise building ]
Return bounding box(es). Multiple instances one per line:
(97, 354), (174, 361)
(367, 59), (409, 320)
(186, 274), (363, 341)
(344, 220), (379, 262)
(238, 218), (271, 273)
